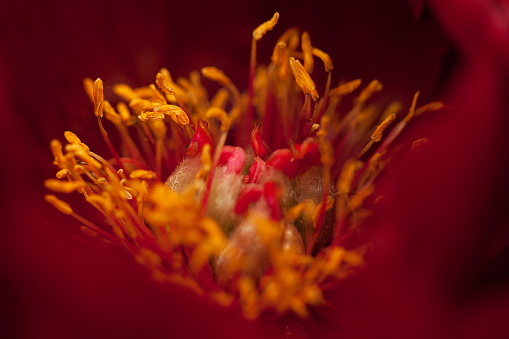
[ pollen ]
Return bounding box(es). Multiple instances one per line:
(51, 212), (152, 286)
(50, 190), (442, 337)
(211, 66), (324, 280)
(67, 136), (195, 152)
(45, 13), (444, 320)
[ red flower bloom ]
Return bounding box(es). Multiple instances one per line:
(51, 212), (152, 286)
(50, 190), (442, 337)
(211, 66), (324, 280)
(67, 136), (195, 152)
(2, 0), (509, 338)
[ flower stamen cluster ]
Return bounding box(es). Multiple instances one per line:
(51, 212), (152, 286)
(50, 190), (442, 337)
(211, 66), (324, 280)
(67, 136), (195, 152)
(45, 12), (444, 319)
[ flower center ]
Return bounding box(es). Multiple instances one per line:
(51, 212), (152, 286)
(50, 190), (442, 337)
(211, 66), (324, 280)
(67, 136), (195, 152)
(44, 12), (444, 319)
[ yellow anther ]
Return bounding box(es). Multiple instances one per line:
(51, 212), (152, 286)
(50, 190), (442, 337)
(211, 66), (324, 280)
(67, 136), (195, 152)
(211, 291), (234, 307)
(45, 195), (73, 215)
(153, 104), (189, 126)
(64, 131), (89, 151)
(368, 152), (383, 173)
(301, 284), (323, 305)
(201, 67), (232, 88)
(56, 169), (70, 179)
(138, 111), (165, 122)
(210, 88), (230, 108)
(86, 193), (114, 213)
(284, 200), (315, 222)
(83, 78), (94, 101)
(113, 83), (138, 101)
(337, 160), (363, 193)
(312, 196), (335, 227)
(155, 68), (189, 104)
(204, 107), (230, 132)
(381, 101), (403, 119)
(130, 169), (157, 180)
(130, 98), (159, 112)
(301, 32), (314, 74)
(317, 116), (334, 167)
(349, 185), (374, 210)
(312, 48), (333, 72)
(329, 79), (362, 97)
(103, 100), (122, 125)
(278, 27), (300, 50)
(133, 86), (154, 98)
(371, 113), (396, 142)
(252, 12), (279, 41)
(357, 79), (383, 103)
(415, 101), (445, 116)
(149, 83), (167, 104)
(134, 181), (148, 217)
(50, 139), (66, 165)
(116, 102), (132, 123)
(44, 179), (86, 193)
(135, 248), (162, 268)
(155, 72), (175, 96)
(64, 131), (81, 145)
(403, 91), (420, 123)
(271, 41), (287, 66)
(93, 78), (104, 118)
(411, 138), (430, 150)
(289, 57), (319, 101)
(151, 120), (167, 139)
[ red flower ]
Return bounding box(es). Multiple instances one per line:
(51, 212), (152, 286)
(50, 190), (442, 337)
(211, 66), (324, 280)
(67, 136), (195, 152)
(2, 0), (509, 337)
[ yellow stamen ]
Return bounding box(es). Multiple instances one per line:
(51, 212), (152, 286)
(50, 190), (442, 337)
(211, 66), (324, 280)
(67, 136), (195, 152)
(113, 83), (138, 102)
(153, 104), (189, 126)
(312, 47), (333, 72)
(55, 168), (70, 179)
(357, 79), (383, 103)
(416, 101), (445, 116)
(44, 179), (86, 193)
(83, 78), (94, 101)
(252, 12), (279, 41)
(301, 32), (314, 74)
(403, 91), (420, 123)
(371, 113), (396, 142)
(103, 101), (122, 125)
(138, 111), (165, 121)
(129, 170), (157, 180)
(44, 195), (73, 215)
(64, 131), (90, 151)
(92, 78), (104, 118)
(330, 79), (362, 97)
(289, 57), (319, 101)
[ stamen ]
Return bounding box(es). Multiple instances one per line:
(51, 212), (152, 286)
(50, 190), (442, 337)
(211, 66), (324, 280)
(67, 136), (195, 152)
(252, 12), (280, 41)
(44, 195), (73, 215)
(92, 78), (104, 118)
(46, 15), (442, 320)
(301, 32), (314, 74)
(289, 57), (319, 101)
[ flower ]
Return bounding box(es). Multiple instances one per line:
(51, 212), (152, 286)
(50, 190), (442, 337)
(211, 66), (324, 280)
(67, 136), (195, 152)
(2, 0), (509, 338)
(43, 8), (449, 320)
